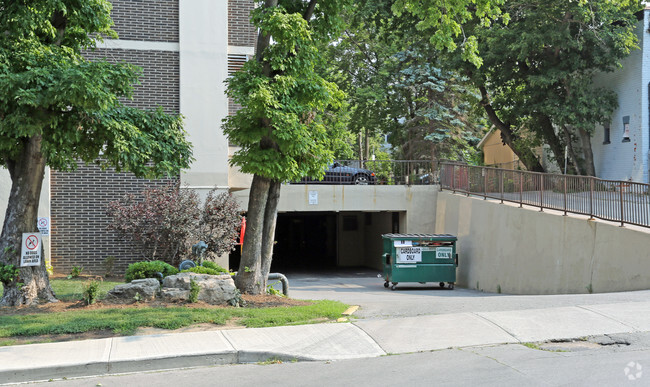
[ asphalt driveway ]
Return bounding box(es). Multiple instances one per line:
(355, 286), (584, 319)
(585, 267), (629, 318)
(282, 268), (650, 319)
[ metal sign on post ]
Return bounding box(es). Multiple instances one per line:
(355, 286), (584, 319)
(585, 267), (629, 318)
(37, 217), (50, 236)
(21, 232), (42, 267)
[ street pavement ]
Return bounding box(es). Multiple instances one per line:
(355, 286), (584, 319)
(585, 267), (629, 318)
(3, 271), (650, 384)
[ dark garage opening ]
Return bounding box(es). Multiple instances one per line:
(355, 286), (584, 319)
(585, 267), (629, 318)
(273, 212), (337, 271)
(229, 211), (398, 272)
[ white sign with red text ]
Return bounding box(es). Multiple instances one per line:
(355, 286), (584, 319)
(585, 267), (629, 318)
(21, 233), (42, 267)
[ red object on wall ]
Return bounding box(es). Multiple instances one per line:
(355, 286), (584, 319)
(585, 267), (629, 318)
(240, 217), (246, 253)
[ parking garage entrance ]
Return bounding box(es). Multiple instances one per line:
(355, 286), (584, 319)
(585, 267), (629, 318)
(229, 211), (400, 272)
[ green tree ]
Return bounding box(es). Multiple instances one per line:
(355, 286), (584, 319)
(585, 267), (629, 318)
(393, 0), (507, 67)
(326, 0), (487, 163)
(0, 1), (193, 305)
(452, 0), (642, 174)
(225, 0), (506, 294)
(223, 0), (347, 294)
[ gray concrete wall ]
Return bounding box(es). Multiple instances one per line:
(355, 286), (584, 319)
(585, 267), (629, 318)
(234, 185), (438, 226)
(233, 185), (436, 270)
(436, 191), (650, 294)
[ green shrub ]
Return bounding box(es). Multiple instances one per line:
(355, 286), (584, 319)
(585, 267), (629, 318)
(125, 260), (178, 283)
(181, 266), (225, 276)
(189, 279), (200, 303)
(83, 280), (101, 305)
(200, 261), (227, 273)
(67, 266), (83, 279)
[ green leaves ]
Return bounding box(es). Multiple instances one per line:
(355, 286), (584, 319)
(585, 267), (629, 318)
(393, 0), (507, 67)
(456, 0), (643, 172)
(223, 3), (346, 182)
(0, 1), (192, 179)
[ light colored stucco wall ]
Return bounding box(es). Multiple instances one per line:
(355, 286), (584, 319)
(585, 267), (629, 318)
(436, 191), (650, 294)
(179, 0), (230, 190)
(233, 184), (438, 232)
(591, 15), (647, 183)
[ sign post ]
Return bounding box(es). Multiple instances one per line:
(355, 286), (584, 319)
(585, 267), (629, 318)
(21, 233), (42, 267)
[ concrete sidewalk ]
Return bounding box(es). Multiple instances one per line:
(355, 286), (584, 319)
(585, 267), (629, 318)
(2, 300), (650, 384)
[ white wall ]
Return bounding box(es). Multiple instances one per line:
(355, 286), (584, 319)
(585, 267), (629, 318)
(179, 0), (230, 191)
(0, 168), (10, 233)
(591, 15), (647, 183)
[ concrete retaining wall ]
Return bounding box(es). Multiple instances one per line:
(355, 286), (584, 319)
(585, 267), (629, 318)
(436, 191), (650, 294)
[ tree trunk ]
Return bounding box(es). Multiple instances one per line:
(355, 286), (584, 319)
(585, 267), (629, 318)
(577, 127), (596, 176)
(561, 125), (583, 175)
(260, 180), (281, 277)
(479, 86), (545, 172)
(364, 127), (369, 162)
(0, 135), (57, 306)
(235, 174), (270, 294)
(535, 114), (565, 172)
(235, 175), (280, 294)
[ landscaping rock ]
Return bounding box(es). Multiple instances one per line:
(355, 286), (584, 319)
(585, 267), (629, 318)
(160, 288), (191, 302)
(105, 278), (160, 303)
(163, 273), (238, 305)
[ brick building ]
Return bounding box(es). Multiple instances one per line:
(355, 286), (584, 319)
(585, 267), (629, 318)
(0, 0), (257, 275)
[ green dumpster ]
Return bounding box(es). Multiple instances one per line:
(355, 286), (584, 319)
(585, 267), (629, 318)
(382, 233), (458, 290)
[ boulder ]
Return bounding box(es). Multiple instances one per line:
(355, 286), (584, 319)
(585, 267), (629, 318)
(163, 273), (239, 305)
(105, 278), (160, 303)
(160, 288), (191, 302)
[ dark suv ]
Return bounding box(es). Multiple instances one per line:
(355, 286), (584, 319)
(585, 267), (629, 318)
(297, 162), (377, 185)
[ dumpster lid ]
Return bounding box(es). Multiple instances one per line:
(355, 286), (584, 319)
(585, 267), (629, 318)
(382, 233), (457, 241)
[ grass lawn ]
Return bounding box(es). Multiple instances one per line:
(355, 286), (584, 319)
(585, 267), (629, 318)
(0, 278), (350, 345)
(0, 278), (123, 301)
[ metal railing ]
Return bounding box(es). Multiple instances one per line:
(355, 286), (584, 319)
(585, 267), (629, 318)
(440, 162), (650, 228)
(294, 160), (440, 185)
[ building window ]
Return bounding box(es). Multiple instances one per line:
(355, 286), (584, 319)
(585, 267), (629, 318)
(603, 123), (610, 144)
(622, 116), (630, 142)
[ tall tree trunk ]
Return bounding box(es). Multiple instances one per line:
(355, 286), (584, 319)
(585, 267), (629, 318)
(577, 127), (596, 176)
(561, 125), (583, 175)
(260, 180), (280, 277)
(0, 135), (57, 306)
(479, 86), (545, 172)
(364, 127), (370, 162)
(235, 174), (270, 294)
(535, 114), (565, 172)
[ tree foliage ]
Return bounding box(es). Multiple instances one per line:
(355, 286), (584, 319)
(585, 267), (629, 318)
(325, 0), (487, 163)
(393, 0), (507, 67)
(223, 0), (349, 294)
(451, 0), (643, 174)
(223, 4), (345, 183)
(0, 1), (193, 177)
(0, 0), (193, 305)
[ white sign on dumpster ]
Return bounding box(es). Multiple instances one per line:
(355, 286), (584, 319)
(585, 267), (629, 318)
(436, 247), (453, 259)
(397, 246), (422, 263)
(21, 232), (42, 267)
